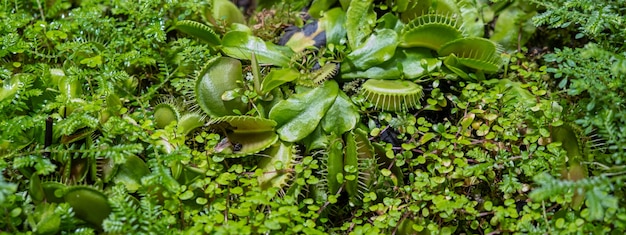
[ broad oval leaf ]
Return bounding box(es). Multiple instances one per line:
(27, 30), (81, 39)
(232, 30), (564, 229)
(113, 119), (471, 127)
(309, 0), (338, 18)
(113, 155), (150, 193)
(269, 80), (339, 142)
(321, 7), (347, 46)
(346, 0), (376, 49)
(345, 29), (398, 71)
(207, 0), (245, 26)
(195, 56), (248, 117)
(341, 47), (440, 80)
(63, 186), (111, 227)
(321, 91), (359, 135)
(261, 68), (300, 94)
(221, 31), (294, 67)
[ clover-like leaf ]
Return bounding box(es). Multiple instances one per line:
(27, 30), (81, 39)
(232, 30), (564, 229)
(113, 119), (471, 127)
(269, 80), (339, 142)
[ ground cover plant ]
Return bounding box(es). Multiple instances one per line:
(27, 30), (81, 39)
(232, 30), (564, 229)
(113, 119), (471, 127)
(1, 0), (625, 234)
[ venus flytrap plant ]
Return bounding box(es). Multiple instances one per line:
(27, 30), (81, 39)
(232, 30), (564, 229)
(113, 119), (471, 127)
(310, 0), (506, 113)
(6, 0), (626, 233)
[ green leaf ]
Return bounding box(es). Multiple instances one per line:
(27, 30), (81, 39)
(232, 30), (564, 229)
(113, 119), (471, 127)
(345, 29), (398, 71)
(175, 20), (221, 47)
(376, 13), (404, 32)
(221, 31), (294, 67)
(301, 124), (330, 152)
(420, 132), (437, 145)
(344, 131), (359, 198)
(261, 68), (300, 94)
(400, 14), (463, 50)
(195, 56), (248, 117)
(64, 186), (111, 227)
(342, 47), (438, 80)
(320, 8), (347, 46)
(490, 4), (536, 50)
(209, 116), (278, 157)
(438, 37), (503, 72)
(257, 142), (297, 190)
(585, 188), (618, 221)
(309, 0), (338, 18)
(208, 0), (245, 26)
(113, 155), (150, 193)
(327, 139), (344, 194)
(346, 0), (376, 49)
(79, 55), (102, 68)
(321, 91), (359, 135)
(269, 80), (339, 142)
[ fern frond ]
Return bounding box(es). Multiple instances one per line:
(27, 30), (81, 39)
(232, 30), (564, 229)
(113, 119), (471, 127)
(529, 173), (610, 201)
(13, 155), (57, 176)
(45, 0), (71, 19)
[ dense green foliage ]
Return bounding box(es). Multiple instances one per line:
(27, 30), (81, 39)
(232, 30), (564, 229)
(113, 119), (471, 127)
(1, 0), (625, 234)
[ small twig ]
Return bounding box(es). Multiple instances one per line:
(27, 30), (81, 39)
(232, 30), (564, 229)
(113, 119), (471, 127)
(542, 201), (552, 234)
(35, 0), (46, 22)
(486, 230), (502, 235)
(391, 212), (411, 235)
(44, 116), (53, 158)
(314, 186), (343, 222)
(477, 211), (494, 217)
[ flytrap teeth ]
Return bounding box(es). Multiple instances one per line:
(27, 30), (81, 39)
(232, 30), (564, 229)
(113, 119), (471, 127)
(400, 14), (464, 50)
(361, 79), (424, 111)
